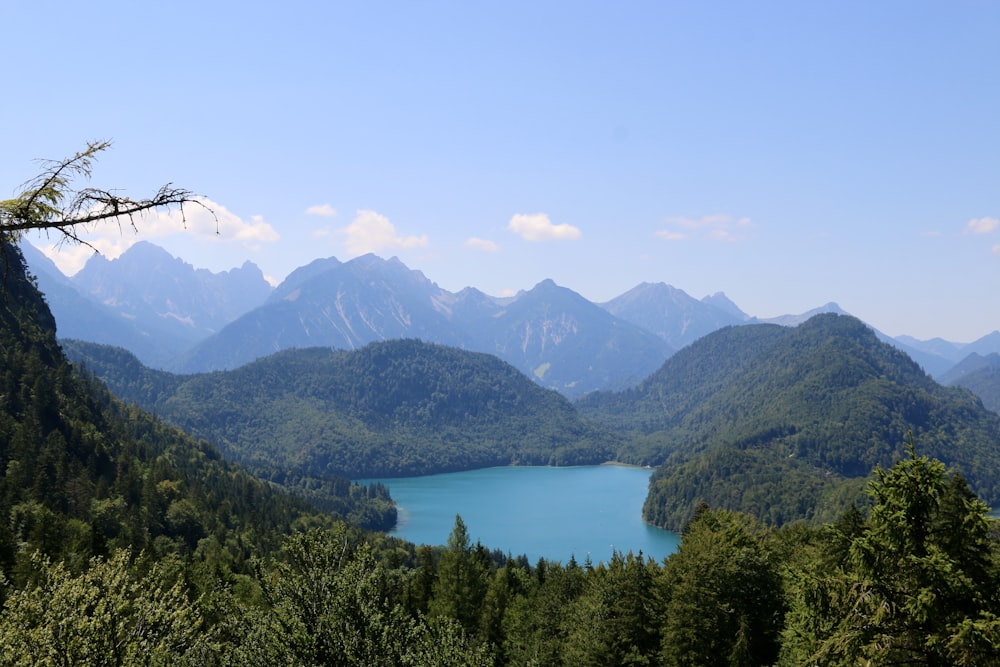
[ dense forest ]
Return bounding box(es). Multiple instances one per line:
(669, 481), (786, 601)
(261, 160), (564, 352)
(63, 338), (619, 478)
(4, 238), (1000, 662)
(579, 315), (1000, 530)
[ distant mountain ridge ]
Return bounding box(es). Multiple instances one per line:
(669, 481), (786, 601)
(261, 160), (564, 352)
(942, 352), (1000, 414)
(174, 255), (675, 397)
(174, 253), (470, 373)
(21, 241), (272, 367)
(72, 241), (272, 343)
(600, 282), (746, 350)
(23, 241), (1000, 396)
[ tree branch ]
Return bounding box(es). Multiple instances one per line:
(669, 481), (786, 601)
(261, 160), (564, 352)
(0, 141), (215, 247)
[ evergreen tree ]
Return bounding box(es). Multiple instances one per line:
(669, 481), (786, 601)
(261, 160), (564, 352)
(660, 509), (784, 667)
(428, 515), (490, 635)
(780, 439), (1000, 665)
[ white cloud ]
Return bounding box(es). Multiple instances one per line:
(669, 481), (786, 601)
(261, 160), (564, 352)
(306, 204), (337, 218)
(965, 217), (999, 235)
(109, 197), (281, 245)
(233, 214), (281, 244)
(120, 197), (279, 243)
(341, 209), (428, 255)
(658, 214), (754, 242)
(508, 213), (582, 241)
(465, 237), (500, 252)
(993, 244), (1000, 256)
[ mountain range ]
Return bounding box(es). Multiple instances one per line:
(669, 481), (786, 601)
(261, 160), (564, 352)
(66, 309), (1000, 534)
(941, 352), (1000, 414)
(20, 241), (272, 367)
(18, 239), (1000, 532)
(21, 241), (1000, 400)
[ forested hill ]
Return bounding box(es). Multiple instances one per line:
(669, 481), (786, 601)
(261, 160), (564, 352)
(944, 352), (1000, 414)
(64, 338), (620, 481)
(0, 243), (336, 577)
(579, 313), (1000, 531)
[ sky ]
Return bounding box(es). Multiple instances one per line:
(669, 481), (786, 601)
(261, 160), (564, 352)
(1, 1), (998, 342)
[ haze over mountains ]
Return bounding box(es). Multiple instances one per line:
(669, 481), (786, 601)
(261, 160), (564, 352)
(20, 242), (271, 368)
(22, 241), (1000, 400)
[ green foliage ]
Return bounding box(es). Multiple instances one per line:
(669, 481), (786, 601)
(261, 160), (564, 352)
(0, 241), (330, 580)
(0, 141), (202, 247)
(64, 338), (619, 482)
(0, 549), (210, 666)
(780, 440), (1000, 665)
(499, 558), (588, 665)
(660, 509), (784, 667)
(560, 551), (663, 666)
(230, 524), (495, 666)
(7, 214), (1000, 665)
(428, 516), (491, 634)
(0, 142), (110, 244)
(582, 314), (1000, 531)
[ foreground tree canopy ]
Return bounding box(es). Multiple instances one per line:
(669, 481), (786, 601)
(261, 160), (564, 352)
(1, 447), (997, 665)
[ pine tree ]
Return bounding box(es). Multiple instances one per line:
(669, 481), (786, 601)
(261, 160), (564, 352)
(780, 438), (1000, 665)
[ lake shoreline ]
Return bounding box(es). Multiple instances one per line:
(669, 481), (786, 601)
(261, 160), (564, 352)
(362, 465), (679, 564)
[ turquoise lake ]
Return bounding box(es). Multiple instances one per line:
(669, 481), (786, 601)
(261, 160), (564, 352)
(362, 465), (680, 564)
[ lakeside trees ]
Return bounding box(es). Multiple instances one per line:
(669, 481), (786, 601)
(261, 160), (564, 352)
(7, 443), (995, 665)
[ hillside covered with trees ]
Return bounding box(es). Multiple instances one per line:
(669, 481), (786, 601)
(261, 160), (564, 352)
(70, 312), (1000, 537)
(64, 338), (619, 483)
(579, 314), (1000, 531)
(945, 352), (1000, 415)
(0, 242), (347, 572)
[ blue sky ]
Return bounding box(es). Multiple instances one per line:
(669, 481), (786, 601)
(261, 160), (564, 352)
(2, 1), (998, 342)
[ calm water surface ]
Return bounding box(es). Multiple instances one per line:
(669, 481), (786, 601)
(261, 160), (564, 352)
(362, 465), (680, 564)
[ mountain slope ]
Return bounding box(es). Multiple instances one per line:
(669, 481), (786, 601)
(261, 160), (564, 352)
(65, 338), (619, 481)
(0, 242), (340, 577)
(21, 241), (272, 368)
(893, 330), (1000, 379)
(943, 352), (1000, 414)
(174, 254), (466, 373)
(579, 313), (1000, 530)
(19, 242), (170, 364)
(479, 279), (674, 397)
(174, 258), (672, 398)
(72, 241), (272, 349)
(600, 282), (745, 350)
